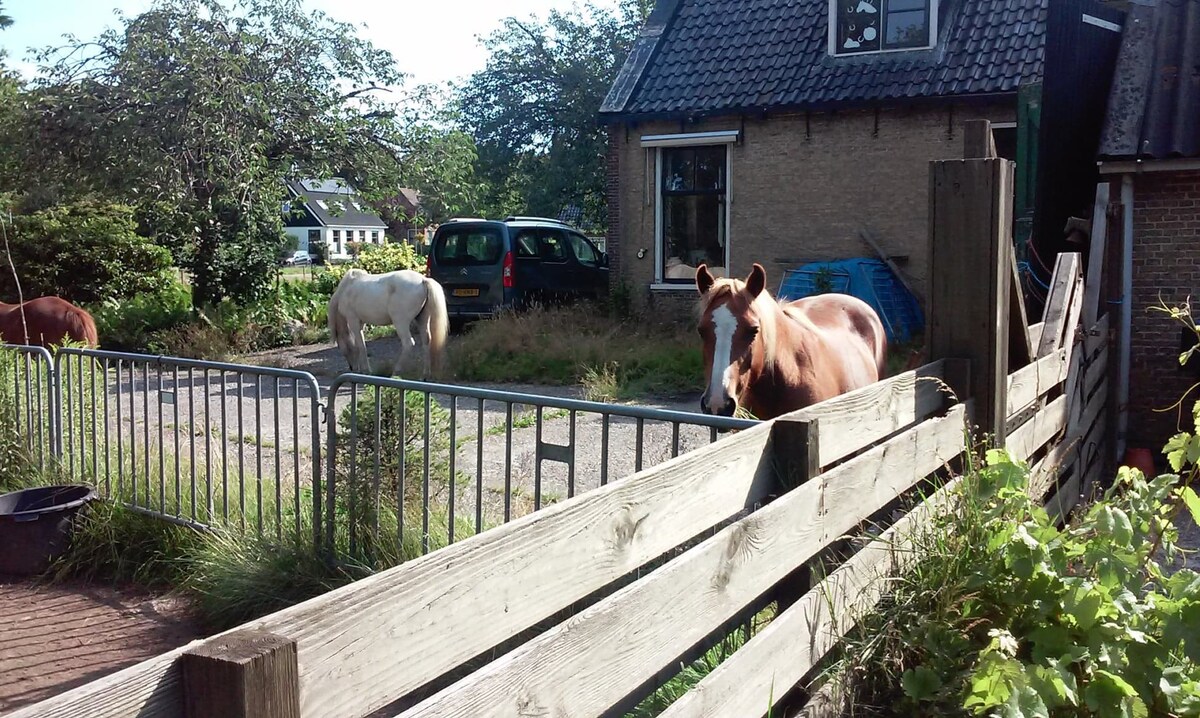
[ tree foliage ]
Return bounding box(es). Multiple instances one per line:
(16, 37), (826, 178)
(455, 0), (652, 228)
(0, 198), (175, 304)
(15, 0), (472, 306)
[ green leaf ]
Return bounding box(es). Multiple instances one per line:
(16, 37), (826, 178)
(901, 666), (943, 702)
(1066, 586), (1106, 631)
(1165, 433), (1192, 472)
(1180, 486), (1200, 526)
(1085, 670), (1139, 718)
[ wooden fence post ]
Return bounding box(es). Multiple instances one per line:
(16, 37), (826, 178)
(769, 418), (821, 612)
(181, 629), (300, 718)
(928, 157), (1015, 444)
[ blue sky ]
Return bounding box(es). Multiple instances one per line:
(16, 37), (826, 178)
(1, 0), (620, 89)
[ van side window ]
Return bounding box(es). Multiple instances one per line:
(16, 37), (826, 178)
(514, 231), (539, 259)
(567, 233), (599, 267)
(538, 234), (567, 262)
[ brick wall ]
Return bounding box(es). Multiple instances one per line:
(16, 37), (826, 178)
(1127, 170), (1200, 452)
(605, 124), (622, 290)
(604, 103), (1017, 320)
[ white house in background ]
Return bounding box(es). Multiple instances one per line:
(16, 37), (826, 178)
(282, 179), (389, 260)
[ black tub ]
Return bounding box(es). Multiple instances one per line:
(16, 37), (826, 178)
(0, 485), (97, 575)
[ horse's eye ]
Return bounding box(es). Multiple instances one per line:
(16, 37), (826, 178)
(747, 326), (760, 337)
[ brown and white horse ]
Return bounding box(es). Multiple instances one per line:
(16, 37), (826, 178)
(0, 296), (99, 350)
(695, 263), (886, 420)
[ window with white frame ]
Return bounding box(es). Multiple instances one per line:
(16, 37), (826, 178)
(331, 229), (342, 254)
(831, 0), (935, 55)
(641, 131), (737, 286)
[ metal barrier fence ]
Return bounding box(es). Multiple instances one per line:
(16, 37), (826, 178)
(0, 345), (56, 471)
(52, 349), (324, 543)
(323, 374), (756, 561)
(0, 345), (758, 562)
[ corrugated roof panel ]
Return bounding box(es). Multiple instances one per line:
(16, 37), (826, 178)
(1100, 0), (1200, 160)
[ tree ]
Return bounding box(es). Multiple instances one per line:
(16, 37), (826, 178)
(456, 0), (652, 229)
(19, 0), (444, 307)
(0, 198), (175, 304)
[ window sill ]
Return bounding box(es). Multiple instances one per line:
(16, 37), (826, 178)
(650, 283), (698, 292)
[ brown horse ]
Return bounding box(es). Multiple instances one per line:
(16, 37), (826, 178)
(0, 296), (99, 350)
(695, 263), (886, 420)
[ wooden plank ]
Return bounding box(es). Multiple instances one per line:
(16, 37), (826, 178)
(858, 227), (924, 305)
(1028, 322), (1045, 350)
(1010, 251), (1033, 367)
(1006, 395), (1067, 463)
(396, 406), (969, 718)
(964, 119), (998, 159)
(1006, 348), (1068, 419)
(1084, 346), (1109, 400)
(928, 158), (1013, 441)
(1085, 313), (1110, 357)
(4, 650), (189, 718)
(1060, 273), (1086, 370)
(181, 630), (300, 718)
(1036, 253), (1082, 358)
(786, 359), (965, 468)
(1083, 183), (1111, 328)
(662, 474), (966, 718)
(1028, 433), (1079, 499)
(14, 420), (782, 718)
(1046, 470), (1083, 523)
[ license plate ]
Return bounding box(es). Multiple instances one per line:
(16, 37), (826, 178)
(452, 288), (480, 297)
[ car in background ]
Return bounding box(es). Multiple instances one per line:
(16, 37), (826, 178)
(426, 216), (609, 329)
(282, 250), (316, 266)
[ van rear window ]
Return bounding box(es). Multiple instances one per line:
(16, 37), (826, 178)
(434, 228), (503, 266)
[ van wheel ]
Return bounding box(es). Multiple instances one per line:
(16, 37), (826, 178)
(449, 318), (468, 335)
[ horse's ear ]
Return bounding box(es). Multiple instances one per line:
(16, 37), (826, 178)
(696, 264), (715, 295)
(746, 263), (767, 297)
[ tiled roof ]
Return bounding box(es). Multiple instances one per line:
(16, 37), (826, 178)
(1098, 0), (1200, 161)
(285, 180), (388, 229)
(600, 0), (1049, 119)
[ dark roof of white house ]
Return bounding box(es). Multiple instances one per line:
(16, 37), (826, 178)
(285, 179), (388, 229)
(600, 0), (1050, 120)
(1098, 0), (1200, 161)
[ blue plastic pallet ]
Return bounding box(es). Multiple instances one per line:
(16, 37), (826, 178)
(777, 258), (924, 345)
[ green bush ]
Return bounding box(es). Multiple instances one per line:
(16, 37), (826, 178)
(313, 242), (425, 296)
(835, 449), (1200, 717)
(90, 279), (193, 352)
(0, 198), (175, 304)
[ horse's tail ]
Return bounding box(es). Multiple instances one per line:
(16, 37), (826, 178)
(421, 277), (449, 378)
(72, 308), (99, 348)
(328, 272), (354, 349)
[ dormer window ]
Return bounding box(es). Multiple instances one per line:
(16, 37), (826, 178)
(830, 0), (936, 55)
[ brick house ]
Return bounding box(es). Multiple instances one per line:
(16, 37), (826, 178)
(1097, 0), (1200, 458)
(598, 0), (1124, 318)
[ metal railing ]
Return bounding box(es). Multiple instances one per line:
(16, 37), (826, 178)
(323, 374), (756, 561)
(0, 345), (758, 563)
(0, 345), (56, 471)
(53, 349), (324, 543)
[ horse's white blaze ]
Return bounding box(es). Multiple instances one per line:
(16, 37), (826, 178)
(708, 304), (738, 405)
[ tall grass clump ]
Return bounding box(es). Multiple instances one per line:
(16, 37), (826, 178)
(453, 303), (702, 399)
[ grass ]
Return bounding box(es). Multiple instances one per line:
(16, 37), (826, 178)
(451, 303), (702, 401)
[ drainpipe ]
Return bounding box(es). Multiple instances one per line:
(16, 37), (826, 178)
(1116, 173), (1134, 461)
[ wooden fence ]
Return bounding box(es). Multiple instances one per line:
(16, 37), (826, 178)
(9, 142), (1113, 718)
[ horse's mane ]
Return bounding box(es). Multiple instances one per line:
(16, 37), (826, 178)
(696, 278), (781, 370)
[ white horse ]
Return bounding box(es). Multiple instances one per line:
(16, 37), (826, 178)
(327, 268), (449, 379)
